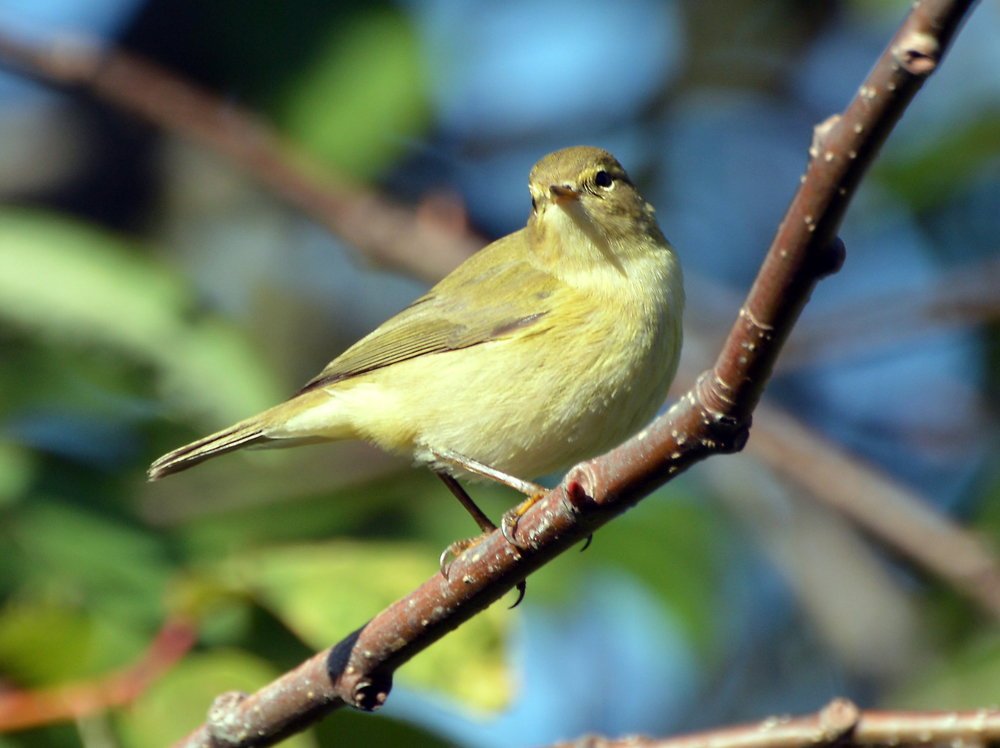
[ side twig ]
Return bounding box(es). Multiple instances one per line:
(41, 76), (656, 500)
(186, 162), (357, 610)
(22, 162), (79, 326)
(0, 616), (197, 732)
(151, 1), (975, 747)
(0, 33), (484, 283)
(748, 402), (1000, 619)
(550, 698), (1000, 748)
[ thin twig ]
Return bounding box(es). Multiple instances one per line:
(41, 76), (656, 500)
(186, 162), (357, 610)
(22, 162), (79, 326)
(748, 402), (1000, 619)
(0, 617), (197, 732)
(780, 256), (1000, 370)
(0, 33), (484, 283)
(550, 698), (1000, 748)
(143, 1), (975, 746)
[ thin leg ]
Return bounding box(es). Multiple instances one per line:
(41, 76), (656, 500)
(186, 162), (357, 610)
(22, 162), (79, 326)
(434, 469), (528, 607)
(432, 449), (547, 549)
(436, 470), (497, 534)
(432, 449), (546, 497)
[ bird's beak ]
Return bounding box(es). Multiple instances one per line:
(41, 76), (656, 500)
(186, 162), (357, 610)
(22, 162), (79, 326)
(549, 184), (580, 204)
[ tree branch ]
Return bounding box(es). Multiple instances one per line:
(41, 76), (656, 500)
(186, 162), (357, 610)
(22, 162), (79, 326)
(142, 0), (976, 746)
(0, 33), (484, 283)
(0, 617), (196, 732)
(780, 256), (1000, 371)
(550, 698), (1000, 748)
(747, 401), (1000, 619)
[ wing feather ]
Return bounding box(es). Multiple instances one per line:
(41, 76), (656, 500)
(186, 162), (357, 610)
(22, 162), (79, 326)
(296, 230), (558, 394)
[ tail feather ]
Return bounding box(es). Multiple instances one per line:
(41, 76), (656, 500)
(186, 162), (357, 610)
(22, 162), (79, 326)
(148, 420), (267, 481)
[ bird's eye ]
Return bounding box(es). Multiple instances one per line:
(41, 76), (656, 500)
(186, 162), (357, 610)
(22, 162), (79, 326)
(531, 197), (537, 211)
(594, 170), (613, 188)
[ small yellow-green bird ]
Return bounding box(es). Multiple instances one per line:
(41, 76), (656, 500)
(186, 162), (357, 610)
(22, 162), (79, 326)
(149, 146), (683, 557)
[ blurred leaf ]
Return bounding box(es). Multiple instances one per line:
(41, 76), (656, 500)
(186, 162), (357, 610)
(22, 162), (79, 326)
(528, 486), (722, 653)
(0, 440), (35, 506)
(0, 600), (92, 684)
(0, 210), (189, 348)
(117, 649), (316, 748)
(888, 633), (1000, 709)
(280, 8), (429, 179)
(314, 709), (454, 748)
(876, 106), (1000, 211)
(0, 208), (283, 426)
(10, 501), (169, 641)
(217, 541), (512, 712)
(0, 596), (150, 686)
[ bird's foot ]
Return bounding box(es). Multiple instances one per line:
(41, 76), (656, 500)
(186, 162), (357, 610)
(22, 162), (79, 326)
(439, 535), (526, 608)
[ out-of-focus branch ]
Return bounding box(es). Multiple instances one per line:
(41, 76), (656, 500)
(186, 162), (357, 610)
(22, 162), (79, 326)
(153, 2), (975, 747)
(672, 277), (1000, 621)
(0, 33), (484, 283)
(748, 402), (1000, 619)
(550, 698), (1000, 748)
(780, 256), (1000, 370)
(0, 617), (196, 732)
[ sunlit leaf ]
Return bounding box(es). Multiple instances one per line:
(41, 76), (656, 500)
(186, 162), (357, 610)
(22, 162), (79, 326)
(280, 8), (429, 179)
(117, 649), (316, 748)
(10, 501), (170, 651)
(0, 440), (34, 506)
(876, 107), (1000, 211)
(0, 601), (92, 685)
(0, 208), (282, 426)
(888, 633), (1000, 709)
(217, 541), (512, 712)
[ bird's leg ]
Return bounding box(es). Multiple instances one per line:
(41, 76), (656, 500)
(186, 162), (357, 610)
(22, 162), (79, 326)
(436, 470), (498, 535)
(432, 449), (548, 548)
(433, 448), (546, 496)
(434, 469), (526, 608)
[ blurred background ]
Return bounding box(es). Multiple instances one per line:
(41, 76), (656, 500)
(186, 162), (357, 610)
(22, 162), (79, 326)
(1, 0), (1000, 747)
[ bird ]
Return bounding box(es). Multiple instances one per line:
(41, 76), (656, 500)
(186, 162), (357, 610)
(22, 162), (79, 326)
(149, 146), (684, 579)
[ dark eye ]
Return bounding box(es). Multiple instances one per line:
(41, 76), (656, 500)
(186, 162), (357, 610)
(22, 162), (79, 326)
(531, 196), (537, 210)
(594, 170), (613, 188)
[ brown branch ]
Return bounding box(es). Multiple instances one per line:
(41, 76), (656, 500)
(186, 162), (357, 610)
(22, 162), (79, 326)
(550, 698), (1000, 748)
(0, 33), (484, 283)
(0, 616), (197, 732)
(674, 350), (1000, 621)
(780, 256), (1000, 371)
(747, 401), (1000, 619)
(149, 1), (976, 747)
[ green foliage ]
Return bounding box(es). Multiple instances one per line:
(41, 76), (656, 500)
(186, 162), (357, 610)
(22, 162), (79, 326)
(527, 484), (723, 653)
(116, 649), (317, 748)
(875, 107), (1000, 211)
(0, 209), (283, 426)
(217, 541), (512, 712)
(279, 8), (429, 180)
(889, 633), (1000, 709)
(0, 441), (34, 506)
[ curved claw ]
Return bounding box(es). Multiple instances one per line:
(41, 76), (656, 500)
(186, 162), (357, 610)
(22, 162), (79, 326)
(580, 534), (593, 552)
(508, 581), (526, 609)
(501, 512), (528, 550)
(439, 545), (455, 579)
(440, 536), (484, 578)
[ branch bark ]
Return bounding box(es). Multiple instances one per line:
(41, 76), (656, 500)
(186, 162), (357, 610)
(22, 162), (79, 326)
(550, 698), (1000, 748)
(748, 401), (1000, 619)
(138, 0), (974, 746)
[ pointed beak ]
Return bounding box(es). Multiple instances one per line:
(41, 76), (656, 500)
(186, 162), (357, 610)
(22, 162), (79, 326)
(549, 184), (580, 204)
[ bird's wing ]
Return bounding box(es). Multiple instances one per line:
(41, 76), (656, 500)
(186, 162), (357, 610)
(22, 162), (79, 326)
(296, 230), (559, 394)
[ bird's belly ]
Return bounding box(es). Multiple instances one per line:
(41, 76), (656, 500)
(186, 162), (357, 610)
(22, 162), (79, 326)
(346, 314), (679, 480)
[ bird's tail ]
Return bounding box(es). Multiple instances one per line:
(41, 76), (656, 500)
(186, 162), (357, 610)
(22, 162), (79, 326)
(148, 417), (269, 481)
